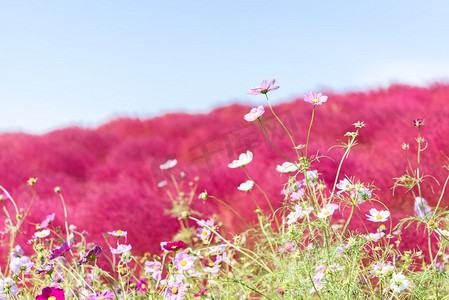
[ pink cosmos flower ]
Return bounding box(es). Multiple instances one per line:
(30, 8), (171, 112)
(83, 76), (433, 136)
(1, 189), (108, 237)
(304, 91), (328, 105)
(244, 105), (265, 122)
(163, 282), (186, 300)
(40, 213), (55, 229)
(248, 79), (279, 95)
(145, 261), (162, 281)
(278, 241), (296, 254)
(317, 203), (339, 219)
(35, 287), (65, 300)
(174, 252), (195, 272)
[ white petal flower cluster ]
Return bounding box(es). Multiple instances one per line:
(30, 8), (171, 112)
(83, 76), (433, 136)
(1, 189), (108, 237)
(228, 151), (253, 168)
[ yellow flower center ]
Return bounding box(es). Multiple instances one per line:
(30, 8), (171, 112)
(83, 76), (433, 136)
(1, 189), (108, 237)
(324, 211), (330, 215)
(98, 297), (105, 300)
(48, 297), (56, 300)
(141, 284), (146, 289)
(180, 260), (187, 266)
(202, 230), (208, 236)
(312, 98), (319, 103)
(379, 224), (386, 230)
(116, 230), (122, 235)
(172, 288), (178, 294)
(208, 262), (214, 267)
(153, 265), (158, 270)
(376, 215), (382, 220)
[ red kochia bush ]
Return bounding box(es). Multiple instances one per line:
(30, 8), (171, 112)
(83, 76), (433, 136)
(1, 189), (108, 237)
(0, 83), (448, 256)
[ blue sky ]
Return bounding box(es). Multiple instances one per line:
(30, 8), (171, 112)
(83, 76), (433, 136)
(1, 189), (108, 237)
(1, 1), (449, 133)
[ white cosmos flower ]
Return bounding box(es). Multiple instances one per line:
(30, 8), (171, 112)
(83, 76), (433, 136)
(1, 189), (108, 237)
(287, 205), (313, 225)
(336, 178), (353, 194)
(160, 159), (177, 170)
(371, 262), (394, 278)
(237, 180), (254, 192)
(157, 180), (167, 188)
(435, 228), (449, 237)
(110, 244), (132, 254)
(228, 150), (253, 168)
(390, 272), (410, 293)
(108, 230), (127, 238)
(364, 231), (385, 242)
(317, 203), (339, 219)
(276, 162), (299, 173)
(366, 208), (390, 223)
(34, 229), (51, 238)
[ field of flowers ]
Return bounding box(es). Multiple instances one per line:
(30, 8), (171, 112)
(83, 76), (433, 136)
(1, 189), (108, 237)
(0, 81), (449, 298)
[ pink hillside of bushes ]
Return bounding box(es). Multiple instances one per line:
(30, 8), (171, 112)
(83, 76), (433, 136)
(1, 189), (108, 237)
(0, 83), (448, 260)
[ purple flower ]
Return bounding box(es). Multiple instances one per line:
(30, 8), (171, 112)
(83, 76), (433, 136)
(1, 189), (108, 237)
(413, 119), (424, 128)
(248, 79), (279, 95)
(304, 91), (328, 105)
(35, 263), (54, 274)
(48, 242), (71, 260)
(10, 245), (24, 259)
(414, 197), (432, 218)
(78, 245), (102, 265)
(87, 291), (115, 300)
(10, 256), (34, 274)
(35, 287), (65, 300)
(0, 278), (18, 298)
(244, 105), (265, 122)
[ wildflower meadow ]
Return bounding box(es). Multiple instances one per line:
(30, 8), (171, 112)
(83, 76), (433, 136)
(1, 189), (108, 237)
(1, 81), (449, 299)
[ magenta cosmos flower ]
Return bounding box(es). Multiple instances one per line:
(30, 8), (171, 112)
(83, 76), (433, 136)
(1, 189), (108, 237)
(304, 91), (328, 105)
(248, 79), (279, 95)
(161, 240), (186, 252)
(35, 287), (65, 300)
(244, 105), (265, 122)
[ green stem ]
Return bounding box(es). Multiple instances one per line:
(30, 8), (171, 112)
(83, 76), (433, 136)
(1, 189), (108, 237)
(209, 196), (251, 229)
(257, 119), (293, 163)
(305, 106), (316, 159)
(264, 94), (301, 160)
(342, 204), (356, 236)
(242, 167), (280, 229)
